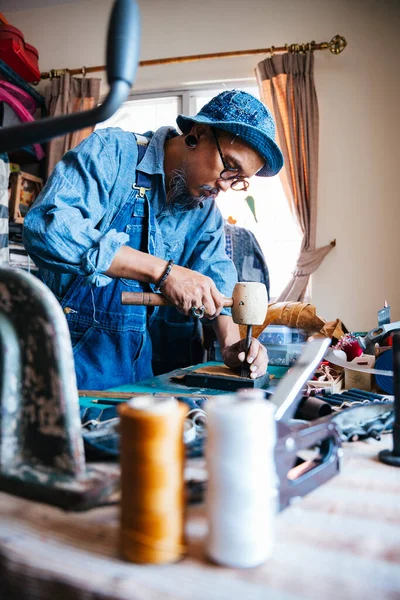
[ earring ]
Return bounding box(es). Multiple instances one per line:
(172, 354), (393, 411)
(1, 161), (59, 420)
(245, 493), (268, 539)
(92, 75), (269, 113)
(185, 134), (198, 148)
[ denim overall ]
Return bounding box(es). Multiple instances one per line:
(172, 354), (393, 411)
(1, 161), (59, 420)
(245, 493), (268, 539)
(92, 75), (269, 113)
(61, 139), (159, 392)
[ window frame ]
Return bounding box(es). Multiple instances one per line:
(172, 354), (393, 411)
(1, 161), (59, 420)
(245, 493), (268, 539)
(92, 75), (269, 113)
(99, 79), (260, 121)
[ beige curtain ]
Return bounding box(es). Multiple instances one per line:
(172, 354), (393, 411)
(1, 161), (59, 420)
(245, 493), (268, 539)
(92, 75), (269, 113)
(256, 51), (334, 301)
(44, 73), (101, 176)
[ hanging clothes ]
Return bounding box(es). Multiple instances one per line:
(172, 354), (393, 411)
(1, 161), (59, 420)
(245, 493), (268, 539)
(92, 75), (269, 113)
(224, 221), (270, 299)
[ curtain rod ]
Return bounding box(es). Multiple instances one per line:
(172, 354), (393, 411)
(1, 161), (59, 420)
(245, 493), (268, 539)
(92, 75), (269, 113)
(40, 34), (347, 80)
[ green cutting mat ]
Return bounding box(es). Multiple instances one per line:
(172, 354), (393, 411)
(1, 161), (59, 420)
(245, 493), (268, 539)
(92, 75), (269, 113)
(79, 362), (288, 409)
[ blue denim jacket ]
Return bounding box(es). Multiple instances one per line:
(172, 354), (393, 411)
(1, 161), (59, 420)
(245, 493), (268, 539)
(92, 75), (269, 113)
(23, 126), (237, 308)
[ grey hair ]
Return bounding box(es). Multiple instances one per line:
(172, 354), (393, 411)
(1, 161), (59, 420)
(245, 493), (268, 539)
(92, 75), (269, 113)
(166, 168), (212, 212)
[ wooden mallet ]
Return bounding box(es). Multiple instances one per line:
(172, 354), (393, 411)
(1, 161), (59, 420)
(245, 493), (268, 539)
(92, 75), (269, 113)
(121, 282), (268, 377)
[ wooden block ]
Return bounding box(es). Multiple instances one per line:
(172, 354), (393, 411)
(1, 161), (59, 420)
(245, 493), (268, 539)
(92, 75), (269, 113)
(180, 365), (270, 392)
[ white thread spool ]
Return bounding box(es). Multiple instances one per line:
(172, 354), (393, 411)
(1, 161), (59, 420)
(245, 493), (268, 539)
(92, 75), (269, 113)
(205, 394), (277, 568)
(236, 388), (267, 401)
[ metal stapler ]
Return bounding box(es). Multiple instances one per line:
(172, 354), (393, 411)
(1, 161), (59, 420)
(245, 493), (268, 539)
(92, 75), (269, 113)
(271, 338), (342, 510)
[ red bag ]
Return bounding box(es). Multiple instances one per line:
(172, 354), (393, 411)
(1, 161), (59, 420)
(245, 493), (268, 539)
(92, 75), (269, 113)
(0, 23), (40, 82)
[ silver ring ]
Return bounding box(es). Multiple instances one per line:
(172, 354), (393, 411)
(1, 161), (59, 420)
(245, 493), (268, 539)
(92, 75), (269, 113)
(191, 305), (205, 318)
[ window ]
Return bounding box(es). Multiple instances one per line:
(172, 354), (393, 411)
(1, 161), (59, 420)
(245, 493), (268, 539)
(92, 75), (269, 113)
(95, 95), (181, 133)
(96, 86), (301, 299)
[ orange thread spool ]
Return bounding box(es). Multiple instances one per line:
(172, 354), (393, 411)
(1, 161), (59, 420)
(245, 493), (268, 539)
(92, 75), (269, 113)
(118, 396), (187, 564)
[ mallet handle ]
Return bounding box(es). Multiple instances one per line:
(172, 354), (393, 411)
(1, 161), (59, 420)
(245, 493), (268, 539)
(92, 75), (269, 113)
(121, 291), (234, 307)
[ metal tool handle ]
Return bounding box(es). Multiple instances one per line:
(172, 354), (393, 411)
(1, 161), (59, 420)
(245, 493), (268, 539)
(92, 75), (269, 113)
(240, 324), (253, 378)
(121, 291), (234, 307)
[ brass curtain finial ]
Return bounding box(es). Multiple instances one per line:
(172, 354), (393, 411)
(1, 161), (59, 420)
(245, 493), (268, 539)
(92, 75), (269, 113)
(328, 35), (347, 54)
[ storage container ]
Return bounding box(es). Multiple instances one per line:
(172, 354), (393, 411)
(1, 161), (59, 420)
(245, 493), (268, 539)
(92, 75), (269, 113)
(258, 325), (308, 346)
(0, 24), (40, 82)
(307, 372), (344, 394)
(263, 342), (305, 366)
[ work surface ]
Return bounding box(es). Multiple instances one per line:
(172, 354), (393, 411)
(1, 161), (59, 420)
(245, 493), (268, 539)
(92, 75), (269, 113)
(78, 361), (285, 409)
(1, 436), (400, 600)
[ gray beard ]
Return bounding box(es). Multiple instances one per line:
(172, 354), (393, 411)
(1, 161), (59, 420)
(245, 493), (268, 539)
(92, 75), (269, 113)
(166, 168), (217, 212)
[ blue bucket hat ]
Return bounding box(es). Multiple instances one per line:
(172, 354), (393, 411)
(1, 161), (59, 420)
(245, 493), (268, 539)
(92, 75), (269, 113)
(176, 89), (284, 177)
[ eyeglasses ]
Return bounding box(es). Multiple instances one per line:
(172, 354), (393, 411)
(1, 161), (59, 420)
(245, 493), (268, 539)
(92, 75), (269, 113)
(211, 128), (249, 192)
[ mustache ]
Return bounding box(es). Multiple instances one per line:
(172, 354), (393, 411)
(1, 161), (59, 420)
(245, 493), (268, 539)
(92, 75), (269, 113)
(199, 184), (219, 199)
(166, 168), (218, 212)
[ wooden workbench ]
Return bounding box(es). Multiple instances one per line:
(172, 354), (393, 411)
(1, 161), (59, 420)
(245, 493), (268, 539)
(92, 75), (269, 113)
(1, 435), (399, 600)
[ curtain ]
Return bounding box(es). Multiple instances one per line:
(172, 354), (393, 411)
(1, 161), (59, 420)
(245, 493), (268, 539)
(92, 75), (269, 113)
(44, 73), (101, 176)
(256, 51), (334, 301)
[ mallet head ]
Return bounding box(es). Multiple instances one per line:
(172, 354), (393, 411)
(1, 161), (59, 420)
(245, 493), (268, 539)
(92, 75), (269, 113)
(231, 282), (268, 326)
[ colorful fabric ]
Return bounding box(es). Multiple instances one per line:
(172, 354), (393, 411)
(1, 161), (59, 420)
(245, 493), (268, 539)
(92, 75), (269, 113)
(0, 86), (44, 160)
(224, 222), (270, 298)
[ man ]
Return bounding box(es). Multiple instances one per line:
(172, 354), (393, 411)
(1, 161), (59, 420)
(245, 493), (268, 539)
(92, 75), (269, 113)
(23, 89), (283, 390)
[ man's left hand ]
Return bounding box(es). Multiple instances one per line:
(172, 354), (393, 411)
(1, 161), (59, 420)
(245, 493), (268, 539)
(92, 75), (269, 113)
(221, 338), (268, 379)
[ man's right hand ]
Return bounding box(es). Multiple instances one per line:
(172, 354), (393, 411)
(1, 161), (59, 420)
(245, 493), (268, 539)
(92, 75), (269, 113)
(161, 264), (225, 319)
(106, 247), (224, 319)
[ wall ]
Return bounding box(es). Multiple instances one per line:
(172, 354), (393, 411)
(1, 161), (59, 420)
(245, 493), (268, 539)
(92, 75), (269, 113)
(6, 0), (400, 331)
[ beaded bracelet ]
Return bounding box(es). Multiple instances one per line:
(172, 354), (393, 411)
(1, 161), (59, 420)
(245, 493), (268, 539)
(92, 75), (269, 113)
(154, 259), (174, 292)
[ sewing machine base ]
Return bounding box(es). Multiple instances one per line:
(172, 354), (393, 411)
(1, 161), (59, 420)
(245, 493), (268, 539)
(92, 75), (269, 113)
(0, 267), (121, 512)
(0, 464), (120, 511)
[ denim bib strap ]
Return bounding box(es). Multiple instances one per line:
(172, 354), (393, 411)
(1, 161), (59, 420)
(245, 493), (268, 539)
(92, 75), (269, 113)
(132, 137), (152, 197)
